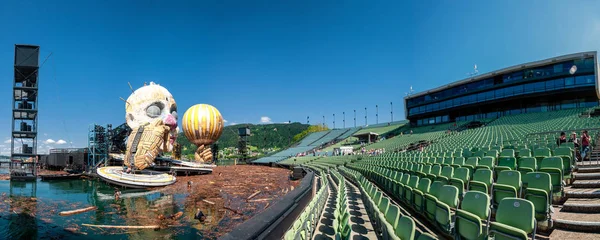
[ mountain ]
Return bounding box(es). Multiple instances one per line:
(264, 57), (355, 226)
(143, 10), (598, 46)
(176, 122), (310, 155)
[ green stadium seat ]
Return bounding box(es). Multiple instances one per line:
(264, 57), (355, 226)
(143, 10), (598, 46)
(518, 149), (531, 158)
(420, 165), (431, 179)
(443, 157), (454, 167)
(539, 157), (564, 194)
(500, 149), (515, 158)
(382, 204), (400, 240)
(486, 150), (499, 158)
(489, 198), (536, 240)
(552, 147), (573, 178)
(437, 166), (454, 184)
(493, 170), (522, 208)
(452, 157), (466, 170)
(464, 157), (480, 178)
(476, 156), (495, 170)
(456, 191), (491, 240)
(470, 169), (493, 194)
(413, 178), (431, 212)
(534, 148), (552, 167)
(395, 216), (416, 240)
(523, 172), (552, 221)
(474, 150), (486, 158)
(424, 181), (444, 221)
(450, 167), (470, 197)
(495, 156), (517, 176)
(428, 165), (441, 182)
(436, 185), (459, 232)
(404, 175), (420, 204)
(517, 157), (537, 175)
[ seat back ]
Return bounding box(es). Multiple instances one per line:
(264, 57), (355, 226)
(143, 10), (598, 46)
(453, 157), (465, 166)
(408, 175), (420, 188)
(401, 174), (410, 184)
(540, 156), (564, 171)
(519, 157), (537, 170)
(519, 148), (532, 157)
(454, 167), (470, 182)
(473, 169), (493, 186)
(474, 150), (486, 158)
(379, 197), (390, 214)
(461, 191), (490, 220)
(438, 185), (459, 208)
(396, 216), (415, 240)
(486, 150), (499, 158)
(524, 172), (552, 194)
(417, 178), (431, 192)
(422, 165), (431, 174)
(429, 181), (444, 198)
(553, 147), (571, 157)
(385, 204), (400, 227)
(465, 157), (479, 167)
(444, 157), (454, 165)
(497, 170), (521, 189)
(480, 156), (495, 168)
(534, 148), (551, 158)
(500, 149), (515, 158)
(496, 198), (536, 234)
(431, 165), (441, 175)
(441, 166), (454, 179)
(498, 157), (517, 169)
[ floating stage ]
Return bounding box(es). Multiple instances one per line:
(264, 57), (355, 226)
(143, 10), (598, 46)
(107, 154), (215, 176)
(97, 166), (177, 188)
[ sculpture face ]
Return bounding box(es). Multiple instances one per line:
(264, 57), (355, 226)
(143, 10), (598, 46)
(125, 82), (178, 151)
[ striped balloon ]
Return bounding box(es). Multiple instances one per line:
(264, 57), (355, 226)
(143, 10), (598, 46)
(182, 104), (224, 146)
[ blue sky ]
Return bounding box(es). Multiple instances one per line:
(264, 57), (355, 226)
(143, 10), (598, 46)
(1, 1), (599, 153)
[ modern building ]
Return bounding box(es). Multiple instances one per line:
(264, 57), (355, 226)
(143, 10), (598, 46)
(405, 51), (598, 126)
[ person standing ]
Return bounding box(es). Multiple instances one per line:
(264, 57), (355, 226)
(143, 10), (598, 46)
(581, 130), (591, 161)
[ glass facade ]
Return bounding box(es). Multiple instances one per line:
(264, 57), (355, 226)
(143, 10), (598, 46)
(405, 55), (598, 126)
(406, 57), (595, 108)
(407, 74), (595, 116)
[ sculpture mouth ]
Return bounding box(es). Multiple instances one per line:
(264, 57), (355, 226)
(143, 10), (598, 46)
(169, 128), (177, 145)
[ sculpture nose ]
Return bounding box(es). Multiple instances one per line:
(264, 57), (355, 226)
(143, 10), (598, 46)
(164, 114), (177, 128)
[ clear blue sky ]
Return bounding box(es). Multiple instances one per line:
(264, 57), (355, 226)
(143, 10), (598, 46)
(1, 1), (599, 153)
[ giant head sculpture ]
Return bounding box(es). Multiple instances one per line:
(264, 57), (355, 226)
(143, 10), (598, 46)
(125, 82), (178, 152)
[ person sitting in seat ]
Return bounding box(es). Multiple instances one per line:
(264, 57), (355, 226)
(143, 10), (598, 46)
(570, 132), (581, 161)
(557, 132), (567, 146)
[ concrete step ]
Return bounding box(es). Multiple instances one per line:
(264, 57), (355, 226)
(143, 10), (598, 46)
(550, 229), (600, 239)
(577, 167), (600, 173)
(571, 180), (600, 188)
(562, 198), (600, 213)
(575, 163), (600, 168)
(554, 211), (600, 233)
(565, 187), (600, 198)
(574, 173), (600, 180)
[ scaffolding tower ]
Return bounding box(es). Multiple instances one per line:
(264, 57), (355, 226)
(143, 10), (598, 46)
(87, 124), (111, 172)
(10, 45), (40, 181)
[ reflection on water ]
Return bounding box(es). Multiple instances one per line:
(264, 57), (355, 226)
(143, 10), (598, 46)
(0, 176), (225, 240)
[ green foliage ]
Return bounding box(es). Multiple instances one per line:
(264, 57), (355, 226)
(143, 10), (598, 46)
(177, 122), (309, 156)
(292, 125), (329, 142)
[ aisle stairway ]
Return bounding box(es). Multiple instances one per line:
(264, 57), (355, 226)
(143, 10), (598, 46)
(551, 135), (600, 235)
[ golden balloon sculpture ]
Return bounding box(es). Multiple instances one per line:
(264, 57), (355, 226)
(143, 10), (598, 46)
(182, 104), (224, 163)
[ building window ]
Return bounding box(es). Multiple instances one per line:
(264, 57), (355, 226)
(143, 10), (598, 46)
(565, 77), (574, 86)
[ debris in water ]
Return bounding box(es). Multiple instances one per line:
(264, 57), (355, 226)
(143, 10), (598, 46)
(195, 209), (206, 222)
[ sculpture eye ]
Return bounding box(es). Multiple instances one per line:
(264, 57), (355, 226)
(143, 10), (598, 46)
(171, 111), (178, 120)
(146, 102), (164, 118)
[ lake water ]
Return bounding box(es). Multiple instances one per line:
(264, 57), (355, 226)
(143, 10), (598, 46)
(0, 167), (233, 240)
